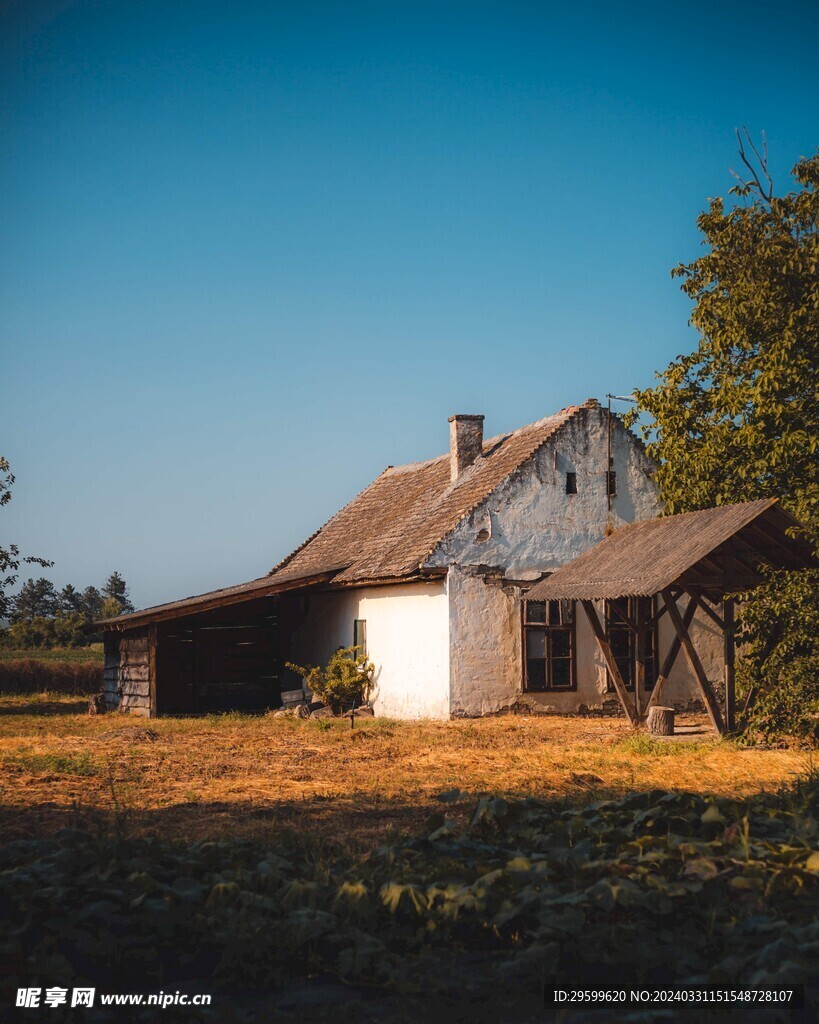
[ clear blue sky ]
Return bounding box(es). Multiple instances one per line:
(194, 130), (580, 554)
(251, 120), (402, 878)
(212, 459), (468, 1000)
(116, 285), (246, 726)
(2, 0), (817, 610)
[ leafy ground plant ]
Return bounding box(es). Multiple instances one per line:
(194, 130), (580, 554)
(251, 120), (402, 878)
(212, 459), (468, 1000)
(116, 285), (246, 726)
(2, 776), (818, 1022)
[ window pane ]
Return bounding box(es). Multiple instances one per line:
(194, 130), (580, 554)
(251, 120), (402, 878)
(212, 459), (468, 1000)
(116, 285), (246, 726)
(610, 629), (631, 662)
(551, 658), (572, 688)
(526, 659), (547, 691)
(549, 600), (573, 625)
(353, 619), (367, 658)
(526, 601), (546, 624)
(552, 628), (571, 660)
(526, 630), (547, 658)
(606, 598), (629, 626)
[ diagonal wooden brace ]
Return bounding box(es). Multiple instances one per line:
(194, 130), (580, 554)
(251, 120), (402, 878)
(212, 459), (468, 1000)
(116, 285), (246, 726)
(643, 595), (698, 718)
(580, 600), (639, 726)
(661, 589), (726, 735)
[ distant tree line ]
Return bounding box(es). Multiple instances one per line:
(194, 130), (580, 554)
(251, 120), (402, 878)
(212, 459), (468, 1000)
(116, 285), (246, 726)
(0, 572), (134, 649)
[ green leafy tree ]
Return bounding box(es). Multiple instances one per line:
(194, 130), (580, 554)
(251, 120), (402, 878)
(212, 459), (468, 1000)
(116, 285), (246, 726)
(102, 571), (134, 614)
(287, 645), (375, 713)
(0, 457), (52, 621)
(51, 611), (90, 648)
(633, 134), (819, 740)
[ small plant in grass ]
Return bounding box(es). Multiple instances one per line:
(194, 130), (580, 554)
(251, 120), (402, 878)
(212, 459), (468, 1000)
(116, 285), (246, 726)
(286, 645), (374, 713)
(3, 751), (97, 776)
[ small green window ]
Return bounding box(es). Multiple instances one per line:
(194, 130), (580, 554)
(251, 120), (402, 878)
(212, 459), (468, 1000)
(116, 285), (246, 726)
(353, 619), (367, 657)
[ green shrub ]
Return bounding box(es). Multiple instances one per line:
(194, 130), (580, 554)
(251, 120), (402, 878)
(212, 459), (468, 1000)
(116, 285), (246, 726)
(286, 645), (374, 712)
(741, 655), (819, 745)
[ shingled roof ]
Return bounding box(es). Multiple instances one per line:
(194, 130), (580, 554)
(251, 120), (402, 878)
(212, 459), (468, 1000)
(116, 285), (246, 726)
(267, 403), (588, 585)
(99, 402), (594, 627)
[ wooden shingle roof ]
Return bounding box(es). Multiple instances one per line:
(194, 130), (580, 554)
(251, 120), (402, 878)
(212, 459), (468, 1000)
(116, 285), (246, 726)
(267, 404), (586, 585)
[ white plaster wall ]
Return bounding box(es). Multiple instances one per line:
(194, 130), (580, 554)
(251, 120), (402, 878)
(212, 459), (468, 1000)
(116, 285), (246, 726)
(427, 406), (660, 579)
(289, 581), (450, 719)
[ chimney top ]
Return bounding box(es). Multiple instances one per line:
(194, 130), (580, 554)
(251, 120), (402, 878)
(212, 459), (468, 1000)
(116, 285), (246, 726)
(449, 414), (484, 482)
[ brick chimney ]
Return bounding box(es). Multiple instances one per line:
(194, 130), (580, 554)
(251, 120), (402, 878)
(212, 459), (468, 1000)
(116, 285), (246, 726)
(448, 414), (484, 481)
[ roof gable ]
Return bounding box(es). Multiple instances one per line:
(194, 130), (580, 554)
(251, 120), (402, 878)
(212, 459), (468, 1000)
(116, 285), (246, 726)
(268, 403), (595, 585)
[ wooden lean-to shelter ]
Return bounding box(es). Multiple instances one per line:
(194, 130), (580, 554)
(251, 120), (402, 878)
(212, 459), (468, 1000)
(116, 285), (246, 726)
(524, 498), (817, 733)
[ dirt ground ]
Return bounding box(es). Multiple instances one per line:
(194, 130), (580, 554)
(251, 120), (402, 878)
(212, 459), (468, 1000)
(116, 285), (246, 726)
(0, 694), (810, 849)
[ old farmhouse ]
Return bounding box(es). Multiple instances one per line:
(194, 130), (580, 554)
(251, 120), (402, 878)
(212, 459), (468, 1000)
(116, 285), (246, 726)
(98, 399), (815, 725)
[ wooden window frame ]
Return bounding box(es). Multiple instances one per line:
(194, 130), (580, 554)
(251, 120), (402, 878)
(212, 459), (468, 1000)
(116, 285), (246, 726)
(522, 599), (577, 693)
(604, 597), (658, 692)
(353, 618), (367, 657)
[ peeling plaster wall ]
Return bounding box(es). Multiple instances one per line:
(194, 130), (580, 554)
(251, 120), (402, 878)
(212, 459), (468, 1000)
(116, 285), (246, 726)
(523, 600), (724, 714)
(288, 581), (450, 719)
(447, 579), (725, 717)
(427, 407), (660, 579)
(448, 567), (521, 717)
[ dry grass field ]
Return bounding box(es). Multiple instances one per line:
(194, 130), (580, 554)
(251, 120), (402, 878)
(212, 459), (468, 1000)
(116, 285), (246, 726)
(0, 693), (810, 849)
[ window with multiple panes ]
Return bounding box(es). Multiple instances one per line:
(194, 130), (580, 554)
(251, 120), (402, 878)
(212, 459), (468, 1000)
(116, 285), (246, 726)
(605, 597), (657, 691)
(353, 619), (367, 657)
(523, 600), (575, 691)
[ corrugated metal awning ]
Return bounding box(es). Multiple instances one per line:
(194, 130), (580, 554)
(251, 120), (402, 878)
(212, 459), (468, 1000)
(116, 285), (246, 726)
(525, 499), (816, 602)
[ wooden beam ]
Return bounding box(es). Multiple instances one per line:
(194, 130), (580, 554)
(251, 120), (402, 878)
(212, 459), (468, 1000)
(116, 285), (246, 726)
(607, 600), (639, 634)
(723, 597), (736, 732)
(99, 572), (337, 630)
(643, 595), (698, 716)
(580, 600), (639, 726)
(148, 623), (157, 719)
(635, 617), (647, 719)
(680, 586), (725, 631)
(661, 589), (726, 735)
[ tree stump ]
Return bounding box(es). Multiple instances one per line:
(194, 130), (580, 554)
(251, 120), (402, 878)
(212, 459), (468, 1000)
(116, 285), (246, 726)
(647, 706), (675, 736)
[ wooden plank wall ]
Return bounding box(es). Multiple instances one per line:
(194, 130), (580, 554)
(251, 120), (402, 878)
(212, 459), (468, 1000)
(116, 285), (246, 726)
(103, 627), (152, 716)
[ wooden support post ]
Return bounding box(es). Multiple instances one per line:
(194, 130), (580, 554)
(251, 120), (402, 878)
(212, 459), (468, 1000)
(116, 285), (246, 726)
(661, 589), (726, 735)
(723, 597), (736, 733)
(580, 600), (639, 726)
(148, 623), (157, 719)
(635, 618), (647, 720)
(643, 596), (697, 716)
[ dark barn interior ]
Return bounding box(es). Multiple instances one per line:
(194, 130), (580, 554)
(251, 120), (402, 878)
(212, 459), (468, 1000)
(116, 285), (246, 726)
(102, 598), (280, 715)
(154, 598), (280, 714)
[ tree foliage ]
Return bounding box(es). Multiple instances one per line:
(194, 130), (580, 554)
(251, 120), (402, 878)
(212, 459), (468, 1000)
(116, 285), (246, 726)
(102, 571), (134, 613)
(2, 571), (134, 650)
(633, 137), (819, 740)
(0, 458), (52, 621)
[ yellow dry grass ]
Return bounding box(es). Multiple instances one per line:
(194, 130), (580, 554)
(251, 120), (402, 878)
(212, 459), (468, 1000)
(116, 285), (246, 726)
(0, 695), (810, 849)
